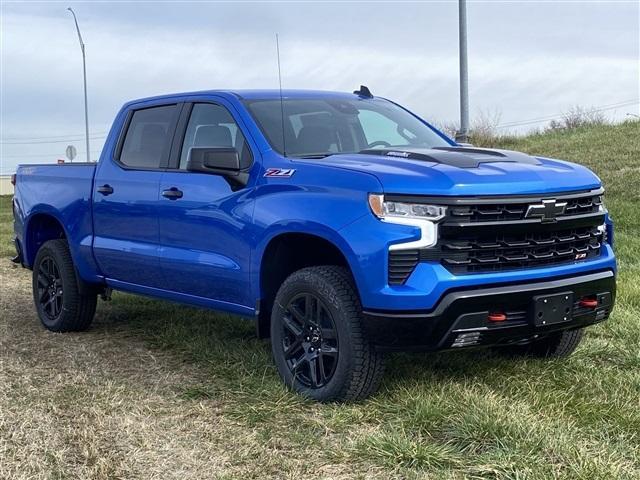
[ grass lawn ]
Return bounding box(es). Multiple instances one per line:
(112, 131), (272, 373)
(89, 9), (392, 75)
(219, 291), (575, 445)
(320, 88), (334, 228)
(1, 121), (639, 479)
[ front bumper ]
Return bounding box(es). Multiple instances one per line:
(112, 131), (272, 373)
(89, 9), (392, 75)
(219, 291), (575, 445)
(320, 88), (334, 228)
(363, 270), (615, 351)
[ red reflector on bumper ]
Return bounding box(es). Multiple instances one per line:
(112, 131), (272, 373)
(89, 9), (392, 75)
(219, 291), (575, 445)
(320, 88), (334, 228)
(488, 312), (507, 322)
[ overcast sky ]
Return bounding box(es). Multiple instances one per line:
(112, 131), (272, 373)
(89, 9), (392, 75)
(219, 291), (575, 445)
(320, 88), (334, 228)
(1, 0), (638, 173)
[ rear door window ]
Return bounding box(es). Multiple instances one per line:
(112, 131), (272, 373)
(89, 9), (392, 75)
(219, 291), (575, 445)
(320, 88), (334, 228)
(119, 104), (178, 169)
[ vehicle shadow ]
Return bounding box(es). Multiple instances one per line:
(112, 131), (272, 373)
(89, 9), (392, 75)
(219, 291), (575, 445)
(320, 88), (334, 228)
(92, 291), (528, 398)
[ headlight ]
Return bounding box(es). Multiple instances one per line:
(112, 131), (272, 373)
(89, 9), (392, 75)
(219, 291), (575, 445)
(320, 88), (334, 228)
(368, 194), (445, 250)
(368, 194), (447, 221)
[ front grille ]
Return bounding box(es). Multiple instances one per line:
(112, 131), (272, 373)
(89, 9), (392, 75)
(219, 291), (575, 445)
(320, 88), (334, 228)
(387, 189), (607, 284)
(421, 225), (604, 274)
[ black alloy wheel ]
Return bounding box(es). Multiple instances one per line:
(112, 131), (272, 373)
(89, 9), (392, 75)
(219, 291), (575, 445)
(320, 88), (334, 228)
(281, 292), (339, 388)
(32, 239), (97, 332)
(37, 256), (64, 321)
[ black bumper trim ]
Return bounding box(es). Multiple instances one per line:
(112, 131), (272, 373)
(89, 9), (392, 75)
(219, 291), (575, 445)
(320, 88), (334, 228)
(363, 270), (615, 351)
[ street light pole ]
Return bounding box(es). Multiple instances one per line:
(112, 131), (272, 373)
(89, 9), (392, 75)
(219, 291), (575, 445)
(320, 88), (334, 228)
(456, 0), (470, 143)
(67, 7), (90, 162)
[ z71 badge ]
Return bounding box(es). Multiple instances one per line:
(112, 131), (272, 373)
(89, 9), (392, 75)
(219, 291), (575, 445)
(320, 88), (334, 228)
(264, 168), (296, 178)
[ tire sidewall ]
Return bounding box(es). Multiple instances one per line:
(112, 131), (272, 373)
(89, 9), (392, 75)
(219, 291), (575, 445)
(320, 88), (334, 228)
(271, 269), (358, 401)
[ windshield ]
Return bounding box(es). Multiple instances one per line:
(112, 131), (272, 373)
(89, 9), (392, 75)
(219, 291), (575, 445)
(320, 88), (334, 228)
(244, 97), (451, 158)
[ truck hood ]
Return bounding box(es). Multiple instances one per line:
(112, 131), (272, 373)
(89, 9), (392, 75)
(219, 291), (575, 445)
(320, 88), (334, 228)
(304, 147), (601, 196)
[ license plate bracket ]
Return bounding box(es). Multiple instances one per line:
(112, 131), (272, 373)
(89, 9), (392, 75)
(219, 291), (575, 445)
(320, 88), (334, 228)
(533, 291), (573, 326)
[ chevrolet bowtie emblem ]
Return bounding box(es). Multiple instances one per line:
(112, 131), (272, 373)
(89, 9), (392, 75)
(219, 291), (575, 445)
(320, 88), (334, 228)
(524, 199), (567, 223)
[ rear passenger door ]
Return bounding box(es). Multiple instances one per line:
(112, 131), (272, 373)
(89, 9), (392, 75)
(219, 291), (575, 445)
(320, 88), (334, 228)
(157, 101), (256, 308)
(93, 103), (180, 287)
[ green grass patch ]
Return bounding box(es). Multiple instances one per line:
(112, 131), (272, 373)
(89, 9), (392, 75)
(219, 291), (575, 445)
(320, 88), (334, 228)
(2, 121), (639, 478)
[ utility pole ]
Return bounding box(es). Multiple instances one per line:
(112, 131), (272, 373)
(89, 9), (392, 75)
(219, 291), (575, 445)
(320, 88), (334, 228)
(67, 8), (91, 162)
(456, 0), (470, 143)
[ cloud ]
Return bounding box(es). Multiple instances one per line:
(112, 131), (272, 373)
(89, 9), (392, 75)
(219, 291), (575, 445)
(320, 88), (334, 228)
(1, 1), (638, 173)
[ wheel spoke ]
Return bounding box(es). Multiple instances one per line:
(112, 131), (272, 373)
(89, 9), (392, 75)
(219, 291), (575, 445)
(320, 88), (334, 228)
(303, 294), (313, 321)
(288, 304), (306, 323)
(52, 296), (61, 317)
(317, 352), (328, 384)
(290, 355), (305, 374)
(320, 344), (338, 357)
(284, 338), (303, 359)
(44, 296), (56, 315)
(315, 300), (323, 324)
(306, 295), (321, 327)
(282, 314), (303, 337)
(321, 328), (337, 340)
(39, 289), (50, 303)
(39, 266), (52, 283)
(308, 356), (320, 387)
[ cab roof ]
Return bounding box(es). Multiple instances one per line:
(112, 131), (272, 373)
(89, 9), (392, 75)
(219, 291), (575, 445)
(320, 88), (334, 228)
(124, 89), (371, 108)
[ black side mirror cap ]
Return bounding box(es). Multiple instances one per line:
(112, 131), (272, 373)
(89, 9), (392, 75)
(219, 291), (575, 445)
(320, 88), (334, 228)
(187, 147), (249, 187)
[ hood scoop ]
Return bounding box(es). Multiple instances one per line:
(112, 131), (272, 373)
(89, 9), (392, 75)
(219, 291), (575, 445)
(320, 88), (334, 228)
(358, 146), (541, 169)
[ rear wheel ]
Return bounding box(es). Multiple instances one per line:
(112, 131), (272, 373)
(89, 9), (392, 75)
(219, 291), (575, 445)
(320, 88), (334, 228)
(498, 328), (584, 358)
(270, 266), (384, 402)
(33, 239), (97, 332)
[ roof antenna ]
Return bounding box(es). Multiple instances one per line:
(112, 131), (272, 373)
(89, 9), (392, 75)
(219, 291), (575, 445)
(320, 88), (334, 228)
(353, 85), (373, 98)
(276, 34), (287, 157)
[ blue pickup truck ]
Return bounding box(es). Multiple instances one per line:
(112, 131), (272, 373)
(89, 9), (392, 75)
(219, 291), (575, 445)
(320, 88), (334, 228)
(12, 87), (616, 401)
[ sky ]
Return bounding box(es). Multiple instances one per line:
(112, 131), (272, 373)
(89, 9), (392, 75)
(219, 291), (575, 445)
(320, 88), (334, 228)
(1, 0), (639, 174)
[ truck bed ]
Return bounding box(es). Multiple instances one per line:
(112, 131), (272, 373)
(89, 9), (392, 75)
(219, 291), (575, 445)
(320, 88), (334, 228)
(14, 163), (97, 276)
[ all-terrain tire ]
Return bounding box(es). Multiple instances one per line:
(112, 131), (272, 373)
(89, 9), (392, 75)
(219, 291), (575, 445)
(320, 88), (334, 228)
(270, 266), (385, 402)
(32, 239), (97, 332)
(499, 328), (584, 358)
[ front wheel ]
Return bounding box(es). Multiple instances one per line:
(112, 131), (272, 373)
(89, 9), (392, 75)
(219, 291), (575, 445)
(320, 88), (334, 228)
(270, 266), (385, 402)
(32, 239), (97, 332)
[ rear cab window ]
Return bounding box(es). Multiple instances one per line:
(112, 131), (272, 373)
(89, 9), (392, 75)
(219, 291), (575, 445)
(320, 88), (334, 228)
(119, 104), (179, 169)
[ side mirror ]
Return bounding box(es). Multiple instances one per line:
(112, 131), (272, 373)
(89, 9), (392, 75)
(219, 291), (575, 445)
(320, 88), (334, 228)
(187, 147), (248, 187)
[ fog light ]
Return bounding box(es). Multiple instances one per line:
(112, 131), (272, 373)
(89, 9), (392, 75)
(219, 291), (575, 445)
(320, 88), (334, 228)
(452, 331), (481, 348)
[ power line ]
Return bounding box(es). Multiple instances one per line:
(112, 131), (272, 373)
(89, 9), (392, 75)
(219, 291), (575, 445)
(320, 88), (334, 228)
(497, 99), (639, 129)
(0, 131), (109, 141)
(497, 100), (639, 128)
(2, 151), (102, 158)
(1, 135), (106, 145)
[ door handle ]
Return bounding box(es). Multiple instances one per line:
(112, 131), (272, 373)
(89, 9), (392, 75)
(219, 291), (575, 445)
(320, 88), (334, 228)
(97, 184), (114, 196)
(161, 187), (183, 200)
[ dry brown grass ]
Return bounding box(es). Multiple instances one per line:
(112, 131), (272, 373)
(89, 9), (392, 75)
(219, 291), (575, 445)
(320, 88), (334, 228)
(0, 260), (385, 480)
